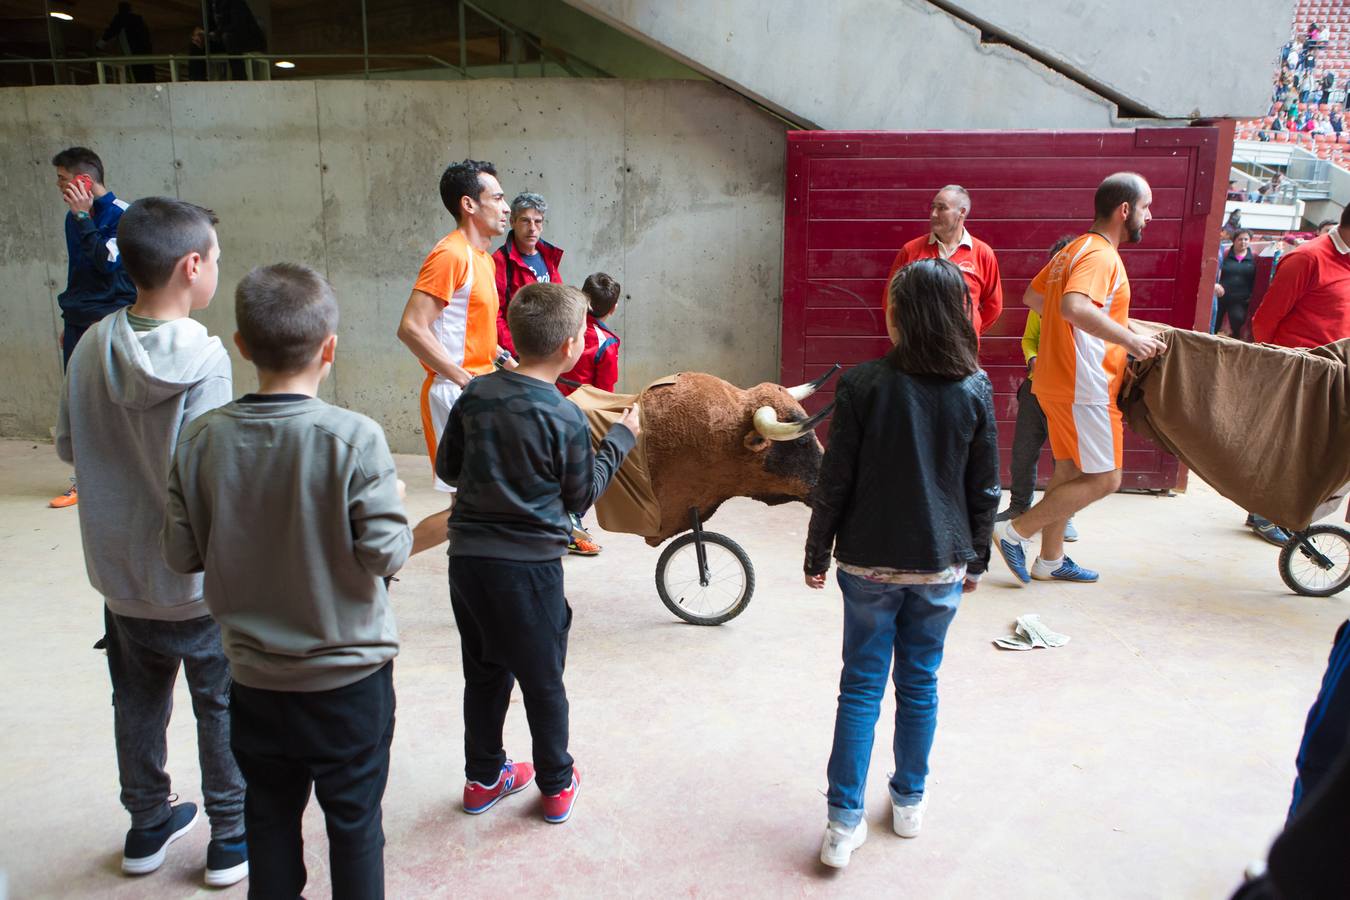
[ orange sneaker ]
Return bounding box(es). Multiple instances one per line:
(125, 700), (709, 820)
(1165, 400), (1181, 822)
(567, 536), (601, 556)
(49, 485), (78, 508)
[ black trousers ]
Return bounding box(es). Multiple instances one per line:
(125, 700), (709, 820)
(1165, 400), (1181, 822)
(1008, 379), (1049, 513)
(231, 663), (395, 900)
(1217, 295), (1252, 337)
(62, 322), (88, 370)
(449, 556), (574, 794)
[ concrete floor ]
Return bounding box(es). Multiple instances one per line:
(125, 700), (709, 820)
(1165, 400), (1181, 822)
(1, 438), (1346, 899)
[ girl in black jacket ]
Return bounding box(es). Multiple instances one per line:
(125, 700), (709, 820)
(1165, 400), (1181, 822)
(807, 258), (1000, 868)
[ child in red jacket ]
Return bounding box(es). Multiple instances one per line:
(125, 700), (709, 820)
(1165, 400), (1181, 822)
(558, 273), (620, 396)
(557, 273), (622, 556)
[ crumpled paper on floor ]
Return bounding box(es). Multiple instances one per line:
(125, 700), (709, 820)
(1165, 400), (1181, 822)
(993, 614), (1070, 651)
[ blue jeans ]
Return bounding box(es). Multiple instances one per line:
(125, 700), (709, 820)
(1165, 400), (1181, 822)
(826, 571), (962, 827)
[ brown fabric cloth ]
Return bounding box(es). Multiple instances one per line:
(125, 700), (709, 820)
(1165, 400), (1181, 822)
(566, 377), (675, 539)
(1119, 329), (1350, 531)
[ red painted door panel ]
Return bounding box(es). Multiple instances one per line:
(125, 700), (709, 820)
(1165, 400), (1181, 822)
(781, 128), (1225, 491)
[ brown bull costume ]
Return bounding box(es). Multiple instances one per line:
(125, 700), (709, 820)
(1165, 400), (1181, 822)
(568, 369), (837, 544)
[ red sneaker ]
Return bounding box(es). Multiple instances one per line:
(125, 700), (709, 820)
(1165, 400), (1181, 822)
(463, 760), (534, 815)
(542, 770), (581, 824)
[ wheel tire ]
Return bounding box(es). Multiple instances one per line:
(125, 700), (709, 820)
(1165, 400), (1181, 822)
(1279, 524), (1350, 597)
(655, 531), (755, 625)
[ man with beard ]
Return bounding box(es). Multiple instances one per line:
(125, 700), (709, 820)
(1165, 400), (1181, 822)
(993, 172), (1167, 586)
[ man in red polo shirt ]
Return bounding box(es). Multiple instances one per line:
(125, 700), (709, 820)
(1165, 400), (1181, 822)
(1246, 203), (1350, 544)
(882, 185), (1003, 338)
(1253, 205), (1350, 349)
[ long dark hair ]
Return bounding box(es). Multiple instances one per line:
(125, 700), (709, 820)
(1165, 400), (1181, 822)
(885, 258), (980, 379)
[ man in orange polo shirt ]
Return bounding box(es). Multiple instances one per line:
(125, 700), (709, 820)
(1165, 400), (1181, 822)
(992, 172), (1166, 586)
(397, 159), (514, 555)
(882, 184), (1003, 338)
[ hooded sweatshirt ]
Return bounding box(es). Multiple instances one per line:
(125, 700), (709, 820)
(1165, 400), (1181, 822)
(56, 308), (232, 620)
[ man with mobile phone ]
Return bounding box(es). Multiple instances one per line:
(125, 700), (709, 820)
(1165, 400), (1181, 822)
(49, 146), (137, 508)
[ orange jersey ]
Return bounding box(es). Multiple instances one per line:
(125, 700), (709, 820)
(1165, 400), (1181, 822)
(1029, 233), (1132, 406)
(412, 229), (500, 376)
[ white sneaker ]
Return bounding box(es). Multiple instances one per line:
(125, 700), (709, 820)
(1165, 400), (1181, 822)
(819, 819), (867, 868)
(892, 796), (927, 838)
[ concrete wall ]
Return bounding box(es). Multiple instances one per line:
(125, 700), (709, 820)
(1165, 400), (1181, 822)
(563, 0), (1291, 126)
(1, 79), (786, 453)
(943, 0), (1295, 118)
(564, 0), (1120, 129)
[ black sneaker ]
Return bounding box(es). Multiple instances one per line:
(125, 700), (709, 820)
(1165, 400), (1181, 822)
(123, 801), (199, 875)
(205, 836), (249, 887)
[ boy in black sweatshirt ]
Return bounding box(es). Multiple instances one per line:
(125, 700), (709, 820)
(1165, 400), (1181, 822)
(436, 281), (638, 824)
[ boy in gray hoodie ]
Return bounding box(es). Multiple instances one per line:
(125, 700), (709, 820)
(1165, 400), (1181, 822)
(55, 197), (247, 887)
(163, 263), (412, 900)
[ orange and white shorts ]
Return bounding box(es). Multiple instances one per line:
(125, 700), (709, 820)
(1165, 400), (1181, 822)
(419, 371), (461, 493)
(1040, 399), (1123, 475)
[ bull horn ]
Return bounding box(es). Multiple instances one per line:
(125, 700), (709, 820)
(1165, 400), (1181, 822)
(786, 364), (841, 401)
(752, 402), (836, 442)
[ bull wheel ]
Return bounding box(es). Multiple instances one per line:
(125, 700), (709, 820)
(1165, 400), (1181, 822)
(1279, 524), (1350, 597)
(655, 532), (755, 625)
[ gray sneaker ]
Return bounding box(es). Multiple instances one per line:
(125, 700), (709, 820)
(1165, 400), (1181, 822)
(1064, 518), (1079, 542)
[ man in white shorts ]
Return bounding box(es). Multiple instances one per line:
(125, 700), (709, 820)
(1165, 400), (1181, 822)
(397, 159), (513, 554)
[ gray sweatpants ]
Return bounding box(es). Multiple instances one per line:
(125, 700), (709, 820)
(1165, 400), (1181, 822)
(104, 607), (245, 840)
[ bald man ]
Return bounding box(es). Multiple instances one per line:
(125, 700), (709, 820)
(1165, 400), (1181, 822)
(993, 172), (1166, 587)
(881, 184), (1003, 339)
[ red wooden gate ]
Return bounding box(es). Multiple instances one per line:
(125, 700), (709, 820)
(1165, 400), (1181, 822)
(780, 127), (1227, 491)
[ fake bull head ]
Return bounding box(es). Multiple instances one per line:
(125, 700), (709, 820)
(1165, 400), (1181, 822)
(636, 365), (840, 545)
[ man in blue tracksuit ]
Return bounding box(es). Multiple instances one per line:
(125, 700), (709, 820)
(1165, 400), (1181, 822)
(50, 147), (137, 508)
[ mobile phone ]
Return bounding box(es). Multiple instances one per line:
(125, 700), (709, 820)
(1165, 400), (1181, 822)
(72, 174), (93, 193)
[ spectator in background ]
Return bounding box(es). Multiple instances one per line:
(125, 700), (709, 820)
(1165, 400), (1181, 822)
(1214, 230), (1259, 338)
(1315, 113), (1334, 136)
(1332, 109), (1344, 135)
(1227, 180), (1247, 201)
(209, 0), (267, 80)
(1319, 220), (1337, 236)
(1308, 22), (1324, 45)
(1260, 172), (1286, 203)
(1226, 208), (1243, 232)
(187, 26), (212, 81)
(1322, 69), (1335, 96)
(97, 3), (155, 84)
(1287, 40), (1301, 70)
(492, 192), (563, 359)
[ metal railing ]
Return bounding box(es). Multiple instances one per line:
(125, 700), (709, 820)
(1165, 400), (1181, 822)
(2, 0), (608, 87)
(0, 52), (463, 84)
(1232, 142), (1332, 203)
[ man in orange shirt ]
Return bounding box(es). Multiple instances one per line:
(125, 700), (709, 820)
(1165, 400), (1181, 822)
(993, 172), (1166, 586)
(397, 159), (514, 555)
(882, 185), (1003, 338)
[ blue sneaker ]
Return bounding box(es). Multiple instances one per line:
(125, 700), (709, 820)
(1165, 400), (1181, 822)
(123, 801), (199, 876)
(994, 524), (1031, 586)
(1064, 518), (1079, 542)
(205, 836), (249, 887)
(1032, 556), (1099, 583)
